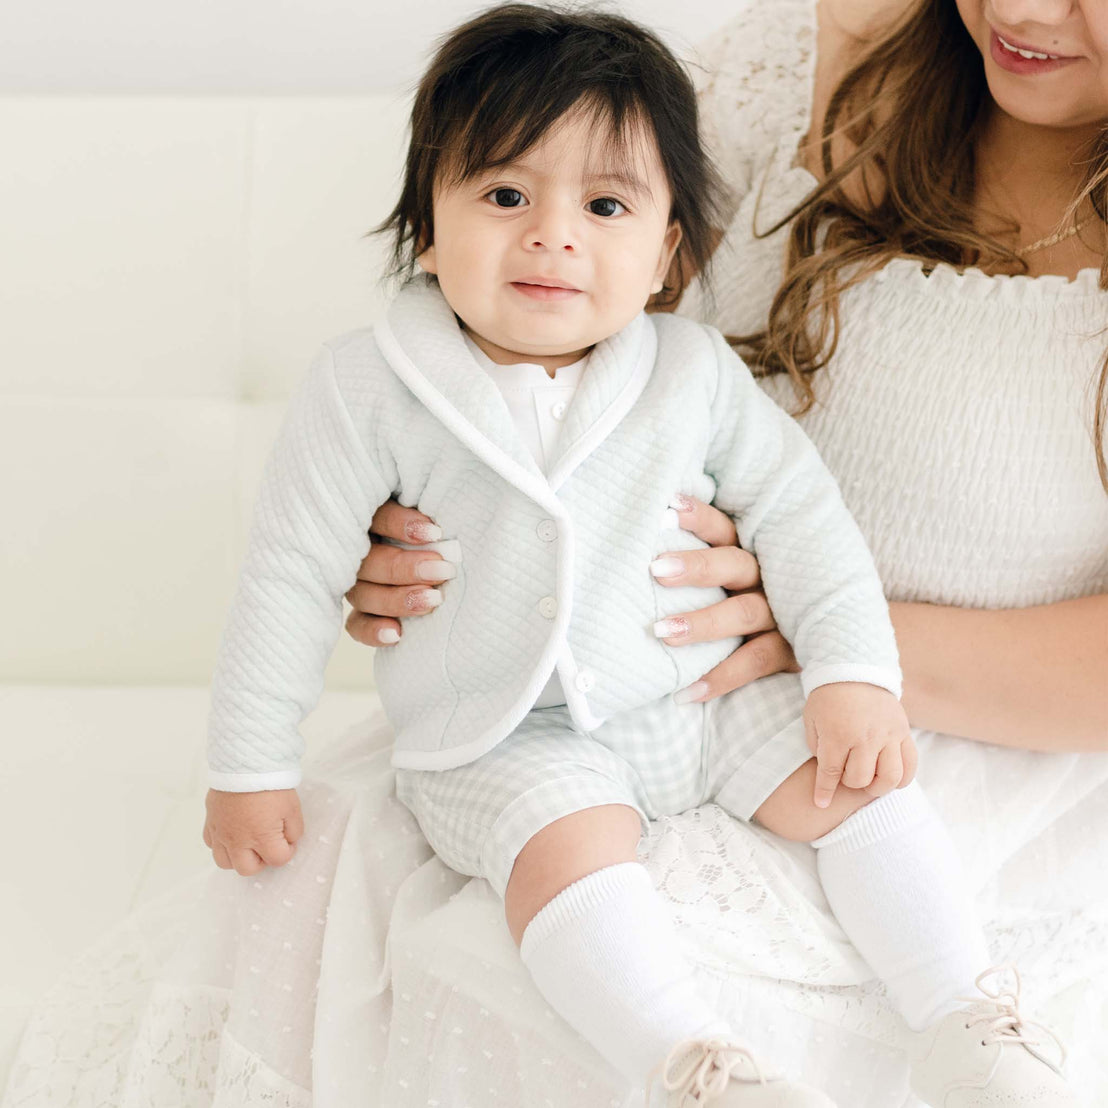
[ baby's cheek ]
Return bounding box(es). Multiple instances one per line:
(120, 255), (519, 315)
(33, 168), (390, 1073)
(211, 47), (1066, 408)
(602, 259), (659, 316)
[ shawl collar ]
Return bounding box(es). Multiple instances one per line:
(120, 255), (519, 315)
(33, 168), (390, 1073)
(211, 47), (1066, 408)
(545, 307), (655, 491)
(374, 277), (656, 505)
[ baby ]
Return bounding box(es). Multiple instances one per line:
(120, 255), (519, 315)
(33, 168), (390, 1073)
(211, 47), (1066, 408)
(203, 5), (1072, 1107)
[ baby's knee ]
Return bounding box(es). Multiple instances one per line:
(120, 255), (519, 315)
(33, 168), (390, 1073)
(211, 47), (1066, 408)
(752, 758), (873, 843)
(504, 804), (643, 945)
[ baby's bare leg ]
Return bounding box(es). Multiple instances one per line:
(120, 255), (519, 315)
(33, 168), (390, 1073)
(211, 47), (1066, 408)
(504, 803), (642, 944)
(754, 758), (989, 1031)
(753, 757), (873, 842)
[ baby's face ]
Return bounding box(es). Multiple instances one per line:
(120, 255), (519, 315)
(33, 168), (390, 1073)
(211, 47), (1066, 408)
(417, 107), (682, 373)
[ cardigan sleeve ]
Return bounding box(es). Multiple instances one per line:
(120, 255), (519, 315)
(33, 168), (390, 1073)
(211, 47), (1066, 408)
(206, 344), (394, 792)
(703, 329), (902, 699)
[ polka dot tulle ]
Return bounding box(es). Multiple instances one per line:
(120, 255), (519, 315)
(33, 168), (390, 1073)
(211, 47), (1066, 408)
(3, 710), (1106, 1106)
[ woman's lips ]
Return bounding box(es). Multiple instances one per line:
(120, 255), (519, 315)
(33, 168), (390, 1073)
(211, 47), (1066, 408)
(510, 281), (582, 301)
(989, 29), (1079, 75)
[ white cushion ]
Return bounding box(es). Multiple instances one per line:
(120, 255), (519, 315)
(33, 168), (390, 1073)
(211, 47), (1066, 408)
(0, 95), (410, 685)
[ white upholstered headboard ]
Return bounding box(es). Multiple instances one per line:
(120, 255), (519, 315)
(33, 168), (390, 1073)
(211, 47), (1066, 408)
(0, 95), (411, 688)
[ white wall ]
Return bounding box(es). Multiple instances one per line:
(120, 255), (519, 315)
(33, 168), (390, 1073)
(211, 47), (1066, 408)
(0, 95), (410, 688)
(0, 0), (737, 94)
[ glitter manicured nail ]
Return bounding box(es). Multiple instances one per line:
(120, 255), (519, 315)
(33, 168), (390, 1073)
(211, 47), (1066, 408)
(416, 560), (457, 581)
(406, 588), (443, 611)
(650, 557), (684, 579)
(669, 493), (696, 513)
(406, 520), (443, 543)
(653, 617), (690, 639)
(673, 681), (709, 705)
(377, 628), (401, 645)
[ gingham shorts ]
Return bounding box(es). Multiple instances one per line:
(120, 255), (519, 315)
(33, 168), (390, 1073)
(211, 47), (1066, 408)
(394, 671), (812, 897)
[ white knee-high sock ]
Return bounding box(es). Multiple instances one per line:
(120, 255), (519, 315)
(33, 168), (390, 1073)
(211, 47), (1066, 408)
(812, 781), (992, 1031)
(519, 861), (732, 1086)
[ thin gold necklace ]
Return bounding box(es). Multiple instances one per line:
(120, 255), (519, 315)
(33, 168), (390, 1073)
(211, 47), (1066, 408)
(1016, 213), (1097, 257)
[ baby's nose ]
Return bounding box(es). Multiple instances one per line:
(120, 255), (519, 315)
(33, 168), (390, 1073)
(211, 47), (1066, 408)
(524, 205), (579, 252)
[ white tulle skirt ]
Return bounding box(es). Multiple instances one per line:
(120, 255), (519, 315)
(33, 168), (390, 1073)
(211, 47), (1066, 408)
(3, 703), (1106, 1107)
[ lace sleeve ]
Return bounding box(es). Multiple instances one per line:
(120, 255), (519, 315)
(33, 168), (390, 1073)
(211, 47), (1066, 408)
(690, 0), (819, 227)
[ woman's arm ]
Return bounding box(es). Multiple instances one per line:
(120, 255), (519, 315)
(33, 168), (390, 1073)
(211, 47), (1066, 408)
(653, 498), (1108, 754)
(890, 596), (1108, 752)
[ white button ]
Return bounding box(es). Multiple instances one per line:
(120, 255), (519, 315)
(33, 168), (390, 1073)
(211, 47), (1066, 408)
(536, 519), (557, 542)
(575, 671), (595, 693)
(538, 596), (558, 619)
(551, 401), (567, 421)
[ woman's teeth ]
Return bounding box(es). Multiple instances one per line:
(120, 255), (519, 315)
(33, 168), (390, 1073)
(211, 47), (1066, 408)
(997, 33), (1060, 61)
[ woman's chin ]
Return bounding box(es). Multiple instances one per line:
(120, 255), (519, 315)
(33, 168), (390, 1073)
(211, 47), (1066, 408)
(985, 70), (1101, 132)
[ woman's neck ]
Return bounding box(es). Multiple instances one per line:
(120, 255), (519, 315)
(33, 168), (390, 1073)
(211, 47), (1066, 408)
(974, 106), (1105, 278)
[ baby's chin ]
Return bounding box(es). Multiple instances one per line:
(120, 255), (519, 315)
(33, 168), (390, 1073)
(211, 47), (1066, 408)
(499, 344), (593, 369)
(466, 326), (596, 366)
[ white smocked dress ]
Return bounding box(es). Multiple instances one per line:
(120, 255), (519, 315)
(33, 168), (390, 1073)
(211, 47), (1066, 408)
(4, 1), (1107, 1106)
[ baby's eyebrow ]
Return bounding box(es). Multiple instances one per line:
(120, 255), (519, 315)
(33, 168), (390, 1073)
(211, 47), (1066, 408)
(583, 170), (652, 199)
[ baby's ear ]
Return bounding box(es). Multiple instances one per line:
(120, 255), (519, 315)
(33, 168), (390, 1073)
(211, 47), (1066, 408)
(416, 242), (438, 275)
(652, 221), (683, 294)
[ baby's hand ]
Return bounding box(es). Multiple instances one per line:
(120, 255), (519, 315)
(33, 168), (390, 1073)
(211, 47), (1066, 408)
(803, 683), (915, 809)
(203, 788), (304, 875)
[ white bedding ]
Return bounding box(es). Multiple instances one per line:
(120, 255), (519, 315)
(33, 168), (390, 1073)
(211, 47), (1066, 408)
(3, 692), (1106, 1108)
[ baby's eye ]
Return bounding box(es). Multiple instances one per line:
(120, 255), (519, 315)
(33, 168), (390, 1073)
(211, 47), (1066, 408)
(488, 187), (526, 208)
(588, 197), (627, 218)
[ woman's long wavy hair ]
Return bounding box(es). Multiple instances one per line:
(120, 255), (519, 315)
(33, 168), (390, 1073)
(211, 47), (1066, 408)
(734, 0), (1108, 491)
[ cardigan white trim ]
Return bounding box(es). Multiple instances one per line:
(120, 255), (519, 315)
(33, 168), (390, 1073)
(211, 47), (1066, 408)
(207, 278), (902, 787)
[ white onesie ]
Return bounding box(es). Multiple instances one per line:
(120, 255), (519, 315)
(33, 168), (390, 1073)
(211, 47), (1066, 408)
(462, 330), (587, 710)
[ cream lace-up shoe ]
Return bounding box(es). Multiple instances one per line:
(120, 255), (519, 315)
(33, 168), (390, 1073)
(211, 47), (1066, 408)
(909, 966), (1082, 1107)
(652, 1038), (838, 1107)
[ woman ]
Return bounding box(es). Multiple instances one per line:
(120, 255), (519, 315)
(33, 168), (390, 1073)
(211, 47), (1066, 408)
(5, 0), (1105, 1105)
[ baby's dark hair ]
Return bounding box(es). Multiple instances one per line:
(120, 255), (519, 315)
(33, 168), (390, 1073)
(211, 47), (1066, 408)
(375, 2), (725, 308)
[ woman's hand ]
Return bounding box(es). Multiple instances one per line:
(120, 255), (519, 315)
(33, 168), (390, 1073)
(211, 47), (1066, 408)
(653, 495), (799, 700)
(344, 501), (453, 647)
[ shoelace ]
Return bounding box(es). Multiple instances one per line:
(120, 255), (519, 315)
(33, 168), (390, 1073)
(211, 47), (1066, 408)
(956, 964), (1067, 1067)
(655, 1037), (769, 1101)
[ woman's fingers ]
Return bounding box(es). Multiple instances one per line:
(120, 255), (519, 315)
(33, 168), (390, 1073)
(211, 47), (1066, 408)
(650, 545), (761, 592)
(654, 498), (789, 701)
(344, 611), (403, 648)
(672, 495), (738, 548)
(345, 507), (449, 648)
(354, 541), (455, 588)
(653, 591), (776, 645)
(369, 501), (442, 544)
(673, 630), (799, 703)
(346, 580), (444, 620)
